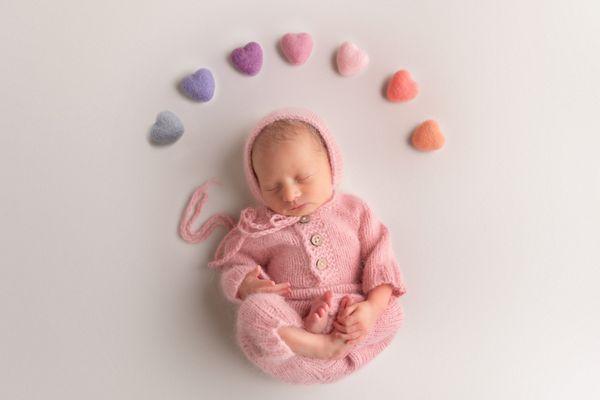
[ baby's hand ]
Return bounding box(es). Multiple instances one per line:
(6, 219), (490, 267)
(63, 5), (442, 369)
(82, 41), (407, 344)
(333, 298), (379, 345)
(237, 265), (291, 301)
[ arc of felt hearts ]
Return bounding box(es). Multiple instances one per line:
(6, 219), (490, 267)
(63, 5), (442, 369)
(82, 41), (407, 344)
(230, 42), (263, 76)
(336, 41), (369, 76)
(279, 33), (313, 65)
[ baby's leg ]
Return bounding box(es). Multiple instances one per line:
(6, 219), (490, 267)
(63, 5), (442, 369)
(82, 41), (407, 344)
(277, 325), (350, 360)
(344, 297), (404, 370)
(236, 293), (363, 383)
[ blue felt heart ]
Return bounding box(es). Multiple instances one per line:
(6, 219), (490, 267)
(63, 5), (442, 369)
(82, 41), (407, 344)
(150, 111), (184, 145)
(180, 68), (215, 102)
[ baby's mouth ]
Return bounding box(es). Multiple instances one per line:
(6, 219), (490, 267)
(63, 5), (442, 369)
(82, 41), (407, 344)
(289, 203), (307, 211)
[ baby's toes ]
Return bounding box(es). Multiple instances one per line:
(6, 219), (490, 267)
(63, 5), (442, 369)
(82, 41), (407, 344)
(317, 306), (327, 318)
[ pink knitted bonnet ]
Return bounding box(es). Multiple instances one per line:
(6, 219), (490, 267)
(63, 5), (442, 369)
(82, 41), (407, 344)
(179, 107), (343, 266)
(243, 107), (343, 204)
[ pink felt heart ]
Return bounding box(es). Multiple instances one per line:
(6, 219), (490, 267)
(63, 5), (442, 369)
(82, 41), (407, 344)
(336, 42), (369, 77)
(386, 70), (419, 102)
(280, 33), (313, 65)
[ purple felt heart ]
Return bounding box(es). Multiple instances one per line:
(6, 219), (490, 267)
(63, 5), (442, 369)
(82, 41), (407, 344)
(180, 68), (215, 102)
(230, 42), (263, 76)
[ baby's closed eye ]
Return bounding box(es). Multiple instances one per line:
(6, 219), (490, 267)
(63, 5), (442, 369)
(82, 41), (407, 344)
(265, 174), (314, 191)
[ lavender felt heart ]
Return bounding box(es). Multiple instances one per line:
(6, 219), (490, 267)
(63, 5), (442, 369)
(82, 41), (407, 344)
(230, 42), (263, 76)
(180, 68), (215, 102)
(150, 111), (184, 145)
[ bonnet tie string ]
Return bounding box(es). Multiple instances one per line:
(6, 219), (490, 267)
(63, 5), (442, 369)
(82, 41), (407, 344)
(179, 178), (236, 244)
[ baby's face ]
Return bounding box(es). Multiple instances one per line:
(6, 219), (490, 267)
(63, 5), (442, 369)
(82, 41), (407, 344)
(252, 128), (333, 216)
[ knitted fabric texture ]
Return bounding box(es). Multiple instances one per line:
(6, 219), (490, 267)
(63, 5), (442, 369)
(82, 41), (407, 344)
(179, 107), (406, 384)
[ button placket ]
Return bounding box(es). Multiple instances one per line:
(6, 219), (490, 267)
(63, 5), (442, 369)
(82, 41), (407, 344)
(296, 213), (329, 274)
(311, 217), (329, 272)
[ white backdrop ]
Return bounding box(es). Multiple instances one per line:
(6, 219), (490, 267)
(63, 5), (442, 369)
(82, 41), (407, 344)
(1, 0), (599, 398)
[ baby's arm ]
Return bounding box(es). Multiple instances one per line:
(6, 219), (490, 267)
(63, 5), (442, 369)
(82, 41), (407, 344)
(237, 265), (291, 301)
(334, 199), (406, 344)
(357, 199), (406, 300)
(366, 283), (394, 312)
(219, 247), (290, 304)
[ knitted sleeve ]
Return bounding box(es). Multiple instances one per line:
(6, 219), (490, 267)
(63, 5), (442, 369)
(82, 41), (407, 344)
(213, 231), (270, 305)
(358, 200), (406, 298)
(219, 250), (260, 305)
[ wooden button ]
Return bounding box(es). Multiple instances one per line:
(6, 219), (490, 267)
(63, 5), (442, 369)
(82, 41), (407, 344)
(316, 258), (327, 270)
(310, 234), (323, 246)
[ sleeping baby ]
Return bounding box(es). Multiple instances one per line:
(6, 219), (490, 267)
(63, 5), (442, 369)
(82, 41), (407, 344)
(179, 107), (406, 384)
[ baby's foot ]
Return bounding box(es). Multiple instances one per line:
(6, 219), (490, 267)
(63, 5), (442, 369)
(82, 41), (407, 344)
(303, 290), (333, 334)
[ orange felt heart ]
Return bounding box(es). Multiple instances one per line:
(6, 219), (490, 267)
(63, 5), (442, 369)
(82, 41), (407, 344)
(386, 70), (419, 102)
(411, 120), (445, 151)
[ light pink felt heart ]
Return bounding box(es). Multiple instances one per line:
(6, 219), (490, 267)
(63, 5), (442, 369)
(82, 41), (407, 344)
(280, 33), (313, 65)
(386, 70), (419, 102)
(336, 41), (369, 77)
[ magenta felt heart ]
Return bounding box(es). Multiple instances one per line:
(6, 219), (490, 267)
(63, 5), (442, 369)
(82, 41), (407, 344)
(280, 33), (313, 65)
(230, 42), (263, 76)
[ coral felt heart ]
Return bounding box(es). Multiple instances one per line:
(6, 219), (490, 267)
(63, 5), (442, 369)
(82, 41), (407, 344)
(411, 120), (445, 151)
(386, 70), (418, 102)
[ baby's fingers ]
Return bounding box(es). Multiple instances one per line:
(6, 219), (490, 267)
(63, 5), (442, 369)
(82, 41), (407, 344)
(333, 320), (361, 334)
(334, 330), (362, 341)
(345, 335), (365, 346)
(337, 303), (358, 322)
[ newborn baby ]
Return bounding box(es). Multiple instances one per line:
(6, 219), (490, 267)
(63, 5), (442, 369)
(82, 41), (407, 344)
(179, 108), (406, 384)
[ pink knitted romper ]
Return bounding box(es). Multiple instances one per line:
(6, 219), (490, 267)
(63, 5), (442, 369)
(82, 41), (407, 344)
(179, 108), (407, 384)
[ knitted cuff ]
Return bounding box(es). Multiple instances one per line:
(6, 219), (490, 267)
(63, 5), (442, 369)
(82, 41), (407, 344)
(361, 263), (406, 298)
(220, 263), (257, 305)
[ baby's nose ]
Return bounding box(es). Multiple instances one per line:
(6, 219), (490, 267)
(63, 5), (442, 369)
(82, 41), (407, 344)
(282, 184), (301, 202)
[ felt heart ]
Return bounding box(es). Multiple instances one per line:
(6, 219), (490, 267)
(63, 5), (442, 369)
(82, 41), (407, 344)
(411, 120), (445, 152)
(280, 32), (313, 65)
(386, 70), (418, 102)
(230, 42), (263, 76)
(336, 42), (369, 76)
(150, 111), (184, 145)
(180, 68), (215, 102)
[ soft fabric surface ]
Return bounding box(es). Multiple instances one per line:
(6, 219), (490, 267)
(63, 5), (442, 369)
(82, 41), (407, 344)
(411, 119), (445, 151)
(386, 70), (418, 102)
(180, 68), (215, 102)
(150, 110), (184, 145)
(231, 42), (263, 76)
(279, 32), (313, 65)
(336, 41), (369, 76)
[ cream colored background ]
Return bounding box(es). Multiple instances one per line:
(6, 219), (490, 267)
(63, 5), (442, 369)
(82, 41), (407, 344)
(1, 0), (599, 398)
